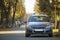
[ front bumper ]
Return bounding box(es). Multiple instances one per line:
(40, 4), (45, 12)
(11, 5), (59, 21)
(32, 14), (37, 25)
(30, 29), (52, 34)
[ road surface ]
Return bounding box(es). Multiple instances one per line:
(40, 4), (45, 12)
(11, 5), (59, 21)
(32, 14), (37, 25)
(0, 25), (60, 40)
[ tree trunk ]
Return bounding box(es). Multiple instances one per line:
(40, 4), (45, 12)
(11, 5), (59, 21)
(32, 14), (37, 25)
(5, 2), (11, 27)
(12, 0), (18, 27)
(0, 0), (5, 27)
(0, 10), (3, 25)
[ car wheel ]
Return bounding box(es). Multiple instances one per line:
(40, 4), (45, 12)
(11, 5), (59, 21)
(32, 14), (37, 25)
(25, 30), (31, 37)
(48, 33), (53, 37)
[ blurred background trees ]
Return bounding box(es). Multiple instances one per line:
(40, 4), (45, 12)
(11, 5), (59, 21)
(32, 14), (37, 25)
(0, 0), (26, 28)
(0, 0), (60, 28)
(34, 0), (60, 28)
(34, 0), (60, 20)
(34, 0), (52, 15)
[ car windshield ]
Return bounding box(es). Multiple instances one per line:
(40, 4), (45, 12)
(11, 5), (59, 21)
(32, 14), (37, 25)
(28, 16), (50, 22)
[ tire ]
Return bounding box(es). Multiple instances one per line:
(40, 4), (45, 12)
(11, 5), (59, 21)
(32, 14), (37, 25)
(25, 30), (31, 37)
(48, 33), (53, 37)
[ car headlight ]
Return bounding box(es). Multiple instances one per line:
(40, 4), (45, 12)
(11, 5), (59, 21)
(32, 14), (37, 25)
(26, 25), (32, 30)
(46, 26), (51, 29)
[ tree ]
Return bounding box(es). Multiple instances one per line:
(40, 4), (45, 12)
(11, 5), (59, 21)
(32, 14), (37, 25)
(11, 0), (18, 26)
(0, 0), (26, 27)
(4, 0), (11, 27)
(34, 0), (51, 15)
(0, 0), (7, 26)
(11, 0), (26, 27)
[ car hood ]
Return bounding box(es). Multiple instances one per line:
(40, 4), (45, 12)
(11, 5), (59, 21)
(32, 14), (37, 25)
(27, 22), (50, 26)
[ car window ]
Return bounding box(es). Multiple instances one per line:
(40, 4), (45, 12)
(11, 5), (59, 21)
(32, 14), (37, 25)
(28, 16), (49, 22)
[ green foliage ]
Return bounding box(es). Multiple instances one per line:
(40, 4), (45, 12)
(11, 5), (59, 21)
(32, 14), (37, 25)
(39, 0), (50, 12)
(34, 0), (51, 14)
(40, 3), (47, 11)
(0, 0), (26, 27)
(15, 1), (25, 18)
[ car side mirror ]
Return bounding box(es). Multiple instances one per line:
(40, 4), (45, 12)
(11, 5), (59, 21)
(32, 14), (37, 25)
(50, 20), (55, 23)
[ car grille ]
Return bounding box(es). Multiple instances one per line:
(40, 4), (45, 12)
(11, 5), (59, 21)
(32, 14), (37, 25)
(34, 31), (44, 33)
(33, 27), (45, 29)
(32, 26), (45, 29)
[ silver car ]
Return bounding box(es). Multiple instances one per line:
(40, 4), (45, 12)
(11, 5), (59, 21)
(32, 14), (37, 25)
(25, 14), (53, 37)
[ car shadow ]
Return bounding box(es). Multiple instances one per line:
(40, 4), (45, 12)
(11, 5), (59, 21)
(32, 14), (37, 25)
(25, 34), (53, 38)
(31, 36), (49, 37)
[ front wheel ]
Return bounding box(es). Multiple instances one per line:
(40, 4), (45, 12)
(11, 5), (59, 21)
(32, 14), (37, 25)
(48, 33), (53, 37)
(25, 30), (31, 37)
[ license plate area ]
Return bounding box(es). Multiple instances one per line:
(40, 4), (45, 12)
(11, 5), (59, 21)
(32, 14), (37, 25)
(34, 29), (44, 31)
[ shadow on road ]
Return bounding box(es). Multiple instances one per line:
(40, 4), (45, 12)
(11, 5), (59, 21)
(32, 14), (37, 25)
(24, 35), (51, 38)
(25, 35), (53, 38)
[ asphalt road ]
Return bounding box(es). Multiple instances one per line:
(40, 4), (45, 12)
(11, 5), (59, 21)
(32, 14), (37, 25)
(0, 25), (60, 40)
(0, 33), (60, 40)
